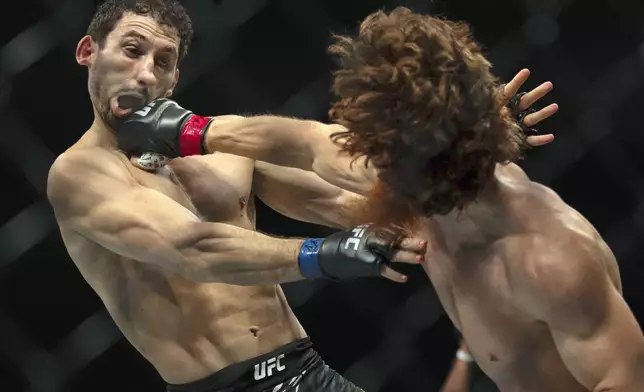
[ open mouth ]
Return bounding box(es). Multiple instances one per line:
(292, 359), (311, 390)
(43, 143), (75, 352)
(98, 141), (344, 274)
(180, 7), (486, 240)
(110, 93), (146, 118)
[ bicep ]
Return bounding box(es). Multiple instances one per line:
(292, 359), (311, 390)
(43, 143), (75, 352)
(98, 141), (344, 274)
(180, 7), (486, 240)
(253, 161), (364, 229)
(67, 186), (305, 284)
(549, 281), (644, 390)
(72, 186), (200, 266)
(511, 240), (644, 390)
(48, 152), (199, 267)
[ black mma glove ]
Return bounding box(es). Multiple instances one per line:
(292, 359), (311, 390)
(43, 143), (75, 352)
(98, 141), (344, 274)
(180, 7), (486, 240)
(506, 92), (539, 137)
(117, 98), (213, 158)
(298, 224), (403, 280)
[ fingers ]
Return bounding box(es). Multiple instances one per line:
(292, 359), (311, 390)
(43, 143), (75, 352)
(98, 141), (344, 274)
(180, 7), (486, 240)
(523, 103), (559, 127)
(397, 237), (427, 254)
(381, 265), (408, 283)
(526, 134), (555, 146)
(503, 68), (530, 102)
(389, 237), (426, 263)
(130, 152), (170, 171)
(382, 239), (424, 282)
(519, 81), (553, 110)
(391, 248), (425, 264)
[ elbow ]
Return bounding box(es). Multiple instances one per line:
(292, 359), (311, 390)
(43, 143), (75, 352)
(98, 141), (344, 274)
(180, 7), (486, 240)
(123, 224), (206, 281)
(593, 357), (644, 392)
(593, 384), (644, 392)
(171, 248), (218, 283)
(164, 222), (216, 281)
(593, 378), (644, 392)
(168, 222), (244, 284)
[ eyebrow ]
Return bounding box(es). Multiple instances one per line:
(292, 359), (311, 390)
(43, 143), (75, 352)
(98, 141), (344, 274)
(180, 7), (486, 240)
(122, 30), (178, 55)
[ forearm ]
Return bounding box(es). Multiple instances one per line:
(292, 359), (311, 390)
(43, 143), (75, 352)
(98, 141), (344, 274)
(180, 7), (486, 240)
(204, 115), (329, 170)
(171, 221), (306, 285)
(118, 100), (374, 193)
(203, 116), (376, 194)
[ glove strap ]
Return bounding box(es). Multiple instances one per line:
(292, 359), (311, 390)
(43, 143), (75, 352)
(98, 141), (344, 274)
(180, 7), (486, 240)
(507, 92), (539, 137)
(179, 115), (214, 157)
(298, 238), (324, 278)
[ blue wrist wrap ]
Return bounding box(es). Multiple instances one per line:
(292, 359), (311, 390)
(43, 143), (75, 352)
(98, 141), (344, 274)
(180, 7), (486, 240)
(298, 238), (324, 278)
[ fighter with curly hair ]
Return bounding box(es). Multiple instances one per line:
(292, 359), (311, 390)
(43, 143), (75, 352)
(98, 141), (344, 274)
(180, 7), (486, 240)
(326, 7), (644, 392)
(110, 6), (644, 392)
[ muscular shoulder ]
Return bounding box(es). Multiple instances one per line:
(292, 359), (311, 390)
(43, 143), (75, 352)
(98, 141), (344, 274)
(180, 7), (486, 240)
(498, 170), (618, 328)
(47, 148), (132, 215)
(503, 169), (600, 241)
(505, 233), (603, 288)
(503, 234), (610, 330)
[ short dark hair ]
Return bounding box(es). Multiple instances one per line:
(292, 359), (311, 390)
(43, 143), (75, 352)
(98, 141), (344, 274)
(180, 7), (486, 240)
(87, 0), (193, 61)
(329, 7), (523, 220)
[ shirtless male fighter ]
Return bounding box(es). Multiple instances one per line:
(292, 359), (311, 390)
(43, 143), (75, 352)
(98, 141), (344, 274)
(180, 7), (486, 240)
(46, 1), (428, 392)
(118, 6), (644, 392)
(307, 8), (644, 392)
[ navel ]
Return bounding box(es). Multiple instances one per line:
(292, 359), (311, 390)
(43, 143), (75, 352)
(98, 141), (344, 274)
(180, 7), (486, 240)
(249, 325), (260, 337)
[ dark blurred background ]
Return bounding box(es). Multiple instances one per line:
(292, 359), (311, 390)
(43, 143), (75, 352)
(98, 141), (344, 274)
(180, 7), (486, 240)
(1, 0), (643, 391)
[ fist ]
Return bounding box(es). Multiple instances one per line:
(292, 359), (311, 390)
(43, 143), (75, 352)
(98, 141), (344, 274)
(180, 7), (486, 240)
(117, 98), (213, 159)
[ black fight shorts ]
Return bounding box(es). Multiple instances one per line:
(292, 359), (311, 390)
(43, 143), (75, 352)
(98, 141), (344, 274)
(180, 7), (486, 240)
(166, 338), (365, 392)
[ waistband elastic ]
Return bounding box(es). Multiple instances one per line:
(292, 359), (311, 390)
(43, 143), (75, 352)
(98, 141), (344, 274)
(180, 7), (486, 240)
(166, 338), (320, 392)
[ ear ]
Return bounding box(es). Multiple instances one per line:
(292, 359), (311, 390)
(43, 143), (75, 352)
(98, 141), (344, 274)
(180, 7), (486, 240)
(166, 68), (180, 97)
(76, 35), (95, 66)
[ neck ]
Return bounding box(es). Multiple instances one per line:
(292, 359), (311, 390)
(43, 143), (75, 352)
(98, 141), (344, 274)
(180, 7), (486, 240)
(455, 173), (514, 241)
(82, 107), (117, 149)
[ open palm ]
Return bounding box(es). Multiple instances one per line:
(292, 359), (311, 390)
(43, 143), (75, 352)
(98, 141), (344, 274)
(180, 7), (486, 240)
(503, 68), (559, 147)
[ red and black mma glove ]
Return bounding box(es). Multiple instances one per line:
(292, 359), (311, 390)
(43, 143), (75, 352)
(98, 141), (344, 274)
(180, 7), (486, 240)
(117, 98), (213, 158)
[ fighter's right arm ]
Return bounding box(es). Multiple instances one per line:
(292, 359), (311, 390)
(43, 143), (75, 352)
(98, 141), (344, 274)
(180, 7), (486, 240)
(48, 150), (424, 284)
(46, 149), (305, 285)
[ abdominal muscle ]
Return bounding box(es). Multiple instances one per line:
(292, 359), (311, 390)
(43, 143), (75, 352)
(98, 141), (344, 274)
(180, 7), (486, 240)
(65, 230), (307, 384)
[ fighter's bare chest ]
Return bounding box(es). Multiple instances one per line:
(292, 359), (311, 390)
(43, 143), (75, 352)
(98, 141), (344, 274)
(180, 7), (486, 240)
(425, 242), (546, 366)
(425, 245), (511, 322)
(129, 154), (255, 223)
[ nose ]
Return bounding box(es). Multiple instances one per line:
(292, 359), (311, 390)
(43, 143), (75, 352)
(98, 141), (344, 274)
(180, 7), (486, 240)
(136, 55), (157, 88)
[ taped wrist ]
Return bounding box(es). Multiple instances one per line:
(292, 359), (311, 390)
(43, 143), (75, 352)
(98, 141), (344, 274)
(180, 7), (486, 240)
(179, 115), (214, 156)
(298, 238), (324, 278)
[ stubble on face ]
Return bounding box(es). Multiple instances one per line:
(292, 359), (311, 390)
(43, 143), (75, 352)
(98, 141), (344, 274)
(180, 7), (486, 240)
(89, 51), (121, 130)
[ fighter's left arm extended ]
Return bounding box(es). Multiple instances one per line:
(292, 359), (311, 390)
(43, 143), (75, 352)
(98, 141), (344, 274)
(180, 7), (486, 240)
(514, 240), (644, 392)
(253, 160), (365, 229)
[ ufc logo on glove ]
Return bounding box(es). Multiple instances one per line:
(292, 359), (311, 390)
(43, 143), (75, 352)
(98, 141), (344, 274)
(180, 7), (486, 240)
(133, 101), (157, 117)
(297, 224), (401, 280)
(344, 225), (368, 251)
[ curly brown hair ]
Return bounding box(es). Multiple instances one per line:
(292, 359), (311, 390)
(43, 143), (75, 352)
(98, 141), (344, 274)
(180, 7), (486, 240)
(329, 7), (524, 223)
